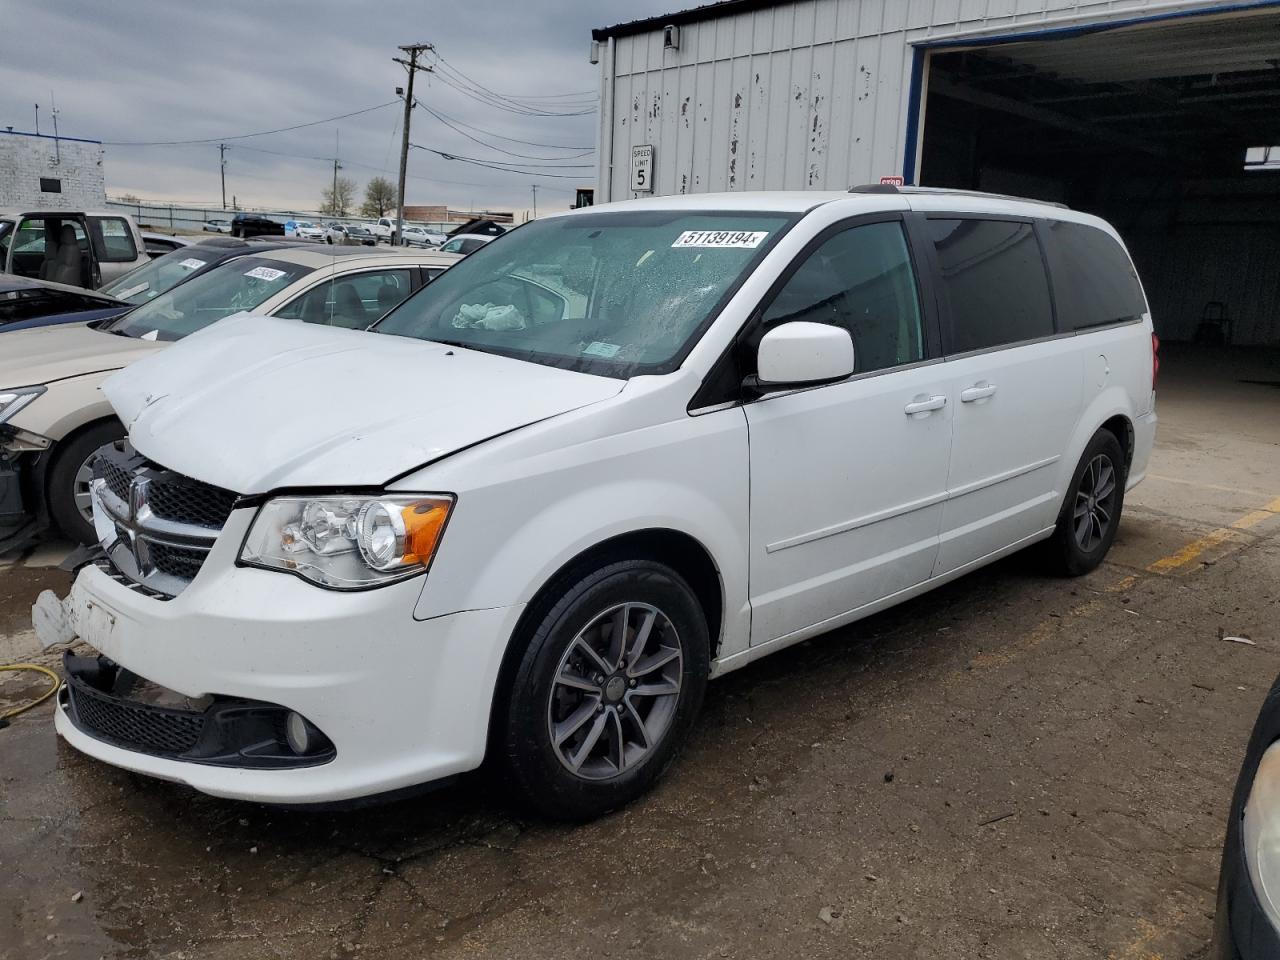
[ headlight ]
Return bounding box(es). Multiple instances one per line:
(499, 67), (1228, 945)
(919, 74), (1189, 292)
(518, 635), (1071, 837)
(240, 494), (453, 589)
(1245, 741), (1280, 931)
(0, 385), (46, 425)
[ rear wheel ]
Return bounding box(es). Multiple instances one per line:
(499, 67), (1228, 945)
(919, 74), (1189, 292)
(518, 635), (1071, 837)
(46, 421), (126, 545)
(1044, 428), (1126, 576)
(501, 559), (709, 820)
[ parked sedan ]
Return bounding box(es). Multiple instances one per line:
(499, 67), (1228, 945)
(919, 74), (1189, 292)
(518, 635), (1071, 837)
(1211, 672), (1280, 958)
(325, 223), (377, 246)
(203, 219), (232, 233)
(0, 275), (129, 333)
(401, 225), (447, 248)
(140, 232), (193, 259)
(0, 246), (460, 551)
(291, 221), (325, 241)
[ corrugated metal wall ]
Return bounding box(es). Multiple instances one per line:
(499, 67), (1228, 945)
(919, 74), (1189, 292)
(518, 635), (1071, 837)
(596, 0), (1230, 201)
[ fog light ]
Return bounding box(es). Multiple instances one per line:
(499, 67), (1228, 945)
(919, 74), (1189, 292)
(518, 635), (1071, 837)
(285, 711), (311, 754)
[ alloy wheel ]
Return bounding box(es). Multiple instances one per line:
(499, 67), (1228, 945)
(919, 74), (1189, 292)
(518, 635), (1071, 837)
(1073, 453), (1118, 552)
(547, 602), (683, 781)
(72, 447), (109, 526)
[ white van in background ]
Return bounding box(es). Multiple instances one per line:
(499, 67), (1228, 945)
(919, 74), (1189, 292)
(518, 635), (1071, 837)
(43, 187), (1157, 819)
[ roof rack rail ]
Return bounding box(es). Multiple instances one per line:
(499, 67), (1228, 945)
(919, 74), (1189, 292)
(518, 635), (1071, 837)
(848, 183), (1069, 209)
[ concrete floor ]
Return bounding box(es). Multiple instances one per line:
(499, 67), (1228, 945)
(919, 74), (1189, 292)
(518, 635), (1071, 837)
(1, 345), (1278, 960)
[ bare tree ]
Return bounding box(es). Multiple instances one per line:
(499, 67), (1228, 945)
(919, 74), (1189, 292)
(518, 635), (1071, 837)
(320, 177), (358, 217)
(359, 177), (397, 219)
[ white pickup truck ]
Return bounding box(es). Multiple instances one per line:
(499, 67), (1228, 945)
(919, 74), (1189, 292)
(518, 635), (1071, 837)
(370, 217), (397, 243)
(0, 209), (148, 289)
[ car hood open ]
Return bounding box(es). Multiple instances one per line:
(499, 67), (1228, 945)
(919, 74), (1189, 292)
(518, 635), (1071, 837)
(103, 314), (625, 493)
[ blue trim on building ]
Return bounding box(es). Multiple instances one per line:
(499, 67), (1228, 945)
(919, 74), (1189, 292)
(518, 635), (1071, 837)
(902, 0), (1280, 182)
(0, 129), (102, 145)
(921, 0), (1280, 50)
(902, 47), (928, 184)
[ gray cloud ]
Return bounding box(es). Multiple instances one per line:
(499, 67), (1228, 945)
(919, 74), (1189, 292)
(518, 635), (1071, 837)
(1, 0), (673, 215)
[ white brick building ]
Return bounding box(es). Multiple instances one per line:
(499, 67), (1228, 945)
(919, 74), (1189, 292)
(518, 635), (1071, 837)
(0, 129), (106, 209)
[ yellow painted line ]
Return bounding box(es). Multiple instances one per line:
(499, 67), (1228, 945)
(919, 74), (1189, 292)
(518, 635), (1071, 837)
(1109, 574), (1139, 594)
(1145, 495), (1280, 574)
(1145, 527), (1241, 574)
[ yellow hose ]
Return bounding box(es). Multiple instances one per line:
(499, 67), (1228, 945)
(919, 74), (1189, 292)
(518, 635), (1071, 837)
(0, 663), (62, 724)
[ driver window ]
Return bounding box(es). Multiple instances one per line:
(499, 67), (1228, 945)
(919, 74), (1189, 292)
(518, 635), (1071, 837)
(760, 220), (924, 374)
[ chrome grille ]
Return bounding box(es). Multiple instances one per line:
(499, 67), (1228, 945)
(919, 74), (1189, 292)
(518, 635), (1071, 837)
(91, 443), (240, 598)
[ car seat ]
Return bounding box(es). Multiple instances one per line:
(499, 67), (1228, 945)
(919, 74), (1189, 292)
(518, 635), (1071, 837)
(375, 283), (402, 316)
(333, 282), (366, 327)
(47, 225), (83, 287)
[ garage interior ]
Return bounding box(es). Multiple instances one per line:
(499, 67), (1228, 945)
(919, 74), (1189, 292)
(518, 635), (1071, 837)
(920, 9), (1280, 352)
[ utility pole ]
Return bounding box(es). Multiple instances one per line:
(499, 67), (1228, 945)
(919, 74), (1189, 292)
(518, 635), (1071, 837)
(219, 143), (227, 210)
(33, 103), (39, 136)
(393, 43), (433, 246)
(530, 184), (538, 219)
(331, 129), (343, 216)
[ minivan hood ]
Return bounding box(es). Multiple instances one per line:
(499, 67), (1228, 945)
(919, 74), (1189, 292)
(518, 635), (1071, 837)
(0, 321), (160, 388)
(104, 315), (625, 493)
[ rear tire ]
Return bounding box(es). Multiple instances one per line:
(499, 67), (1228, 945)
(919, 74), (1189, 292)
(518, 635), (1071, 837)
(46, 421), (126, 545)
(501, 559), (709, 821)
(1044, 428), (1127, 577)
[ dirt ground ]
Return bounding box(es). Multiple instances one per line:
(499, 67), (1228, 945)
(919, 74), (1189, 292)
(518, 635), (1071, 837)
(2, 346), (1278, 960)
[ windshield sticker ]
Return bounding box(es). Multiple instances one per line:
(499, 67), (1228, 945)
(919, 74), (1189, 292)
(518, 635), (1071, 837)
(178, 257), (207, 270)
(244, 266), (286, 282)
(583, 341), (622, 359)
(671, 230), (768, 249)
(140, 329), (160, 341)
(113, 282), (149, 299)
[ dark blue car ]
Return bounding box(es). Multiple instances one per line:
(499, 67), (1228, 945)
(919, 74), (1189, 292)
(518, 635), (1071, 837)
(0, 274), (129, 333)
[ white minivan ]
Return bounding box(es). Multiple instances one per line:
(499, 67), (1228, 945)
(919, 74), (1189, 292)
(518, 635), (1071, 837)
(42, 187), (1158, 819)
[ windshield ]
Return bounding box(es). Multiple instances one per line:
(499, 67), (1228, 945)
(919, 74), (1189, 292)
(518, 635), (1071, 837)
(374, 211), (793, 376)
(100, 246), (225, 304)
(106, 255), (310, 340)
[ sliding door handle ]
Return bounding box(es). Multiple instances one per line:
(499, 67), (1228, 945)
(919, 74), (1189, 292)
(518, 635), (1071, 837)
(904, 395), (947, 416)
(960, 383), (998, 403)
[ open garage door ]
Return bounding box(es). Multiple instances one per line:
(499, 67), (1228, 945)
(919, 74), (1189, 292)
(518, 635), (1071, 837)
(919, 7), (1280, 349)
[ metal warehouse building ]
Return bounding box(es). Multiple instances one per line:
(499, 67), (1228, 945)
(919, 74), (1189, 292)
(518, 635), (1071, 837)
(591, 0), (1280, 346)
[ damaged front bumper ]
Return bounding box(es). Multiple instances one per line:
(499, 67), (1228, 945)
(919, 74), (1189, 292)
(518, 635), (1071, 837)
(0, 426), (53, 554)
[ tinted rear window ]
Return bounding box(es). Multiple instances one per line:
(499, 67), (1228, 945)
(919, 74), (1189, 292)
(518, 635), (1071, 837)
(927, 218), (1054, 354)
(1041, 220), (1147, 331)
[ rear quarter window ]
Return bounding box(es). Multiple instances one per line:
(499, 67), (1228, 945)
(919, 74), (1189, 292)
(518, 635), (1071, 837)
(926, 218), (1055, 354)
(1041, 220), (1148, 331)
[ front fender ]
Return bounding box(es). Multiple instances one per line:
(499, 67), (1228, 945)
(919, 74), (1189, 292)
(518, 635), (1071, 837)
(408, 407), (752, 659)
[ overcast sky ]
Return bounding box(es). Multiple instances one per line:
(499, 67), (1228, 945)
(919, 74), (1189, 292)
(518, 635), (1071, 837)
(0, 0), (675, 216)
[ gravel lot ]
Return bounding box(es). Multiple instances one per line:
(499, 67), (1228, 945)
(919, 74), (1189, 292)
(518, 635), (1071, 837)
(2, 346), (1278, 960)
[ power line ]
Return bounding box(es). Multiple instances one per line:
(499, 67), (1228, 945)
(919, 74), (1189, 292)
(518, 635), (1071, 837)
(409, 143), (592, 169)
(412, 103), (593, 149)
(102, 101), (400, 146)
(411, 144), (593, 179)
(427, 55), (596, 116)
(416, 100), (593, 161)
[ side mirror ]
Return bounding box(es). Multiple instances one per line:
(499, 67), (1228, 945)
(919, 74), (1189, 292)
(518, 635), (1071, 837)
(750, 321), (855, 393)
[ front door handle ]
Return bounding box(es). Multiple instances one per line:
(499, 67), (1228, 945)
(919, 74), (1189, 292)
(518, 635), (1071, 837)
(904, 395), (947, 416)
(960, 382), (998, 403)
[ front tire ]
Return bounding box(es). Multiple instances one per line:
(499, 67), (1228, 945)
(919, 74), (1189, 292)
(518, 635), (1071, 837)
(46, 421), (126, 545)
(1044, 428), (1127, 576)
(502, 559), (709, 821)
